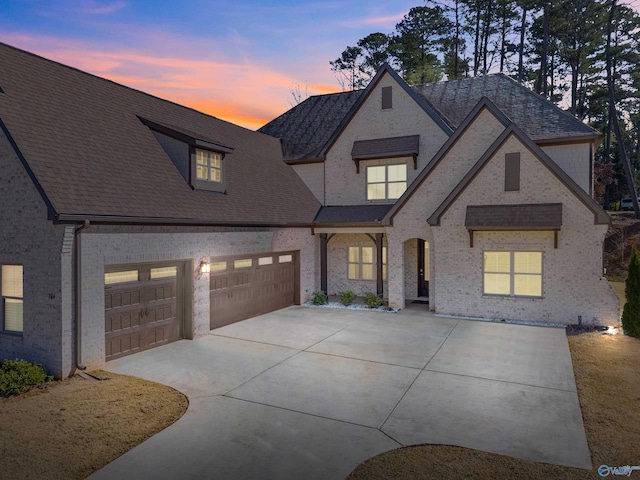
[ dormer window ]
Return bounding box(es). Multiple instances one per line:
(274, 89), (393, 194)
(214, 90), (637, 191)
(138, 117), (233, 194)
(196, 149), (223, 183)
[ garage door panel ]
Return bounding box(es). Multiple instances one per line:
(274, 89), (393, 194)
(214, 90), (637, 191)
(105, 263), (183, 361)
(210, 251), (298, 329)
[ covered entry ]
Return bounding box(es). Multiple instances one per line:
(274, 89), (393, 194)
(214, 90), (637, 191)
(209, 250), (299, 329)
(104, 261), (186, 361)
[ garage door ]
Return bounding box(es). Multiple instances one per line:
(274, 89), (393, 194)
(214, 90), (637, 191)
(210, 251), (299, 329)
(105, 262), (184, 361)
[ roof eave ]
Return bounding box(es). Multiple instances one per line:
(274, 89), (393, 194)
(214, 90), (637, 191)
(53, 213), (316, 228)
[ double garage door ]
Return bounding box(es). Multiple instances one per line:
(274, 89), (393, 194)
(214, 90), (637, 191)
(105, 251), (298, 360)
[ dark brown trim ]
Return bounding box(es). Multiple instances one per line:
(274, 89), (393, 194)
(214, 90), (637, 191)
(54, 213), (317, 228)
(383, 97), (511, 226)
(535, 134), (602, 147)
(0, 117), (58, 220)
(284, 157), (325, 165)
(375, 233), (383, 296)
(319, 233), (335, 294)
(139, 117), (234, 153)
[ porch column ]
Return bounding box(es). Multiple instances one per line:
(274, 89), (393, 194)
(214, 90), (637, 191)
(375, 233), (383, 297)
(320, 233), (328, 294)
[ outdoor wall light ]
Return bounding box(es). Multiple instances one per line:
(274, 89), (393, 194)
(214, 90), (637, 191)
(198, 259), (211, 274)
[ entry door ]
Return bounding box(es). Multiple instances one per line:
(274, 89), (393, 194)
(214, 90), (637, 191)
(417, 239), (429, 299)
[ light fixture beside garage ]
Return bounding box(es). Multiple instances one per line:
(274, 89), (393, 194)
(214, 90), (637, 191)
(198, 259), (211, 275)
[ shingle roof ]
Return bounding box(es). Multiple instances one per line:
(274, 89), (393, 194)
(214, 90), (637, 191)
(259, 90), (362, 162)
(259, 72), (600, 162)
(314, 205), (393, 225)
(465, 204), (563, 230)
(0, 42), (320, 225)
(351, 135), (419, 160)
(412, 74), (599, 142)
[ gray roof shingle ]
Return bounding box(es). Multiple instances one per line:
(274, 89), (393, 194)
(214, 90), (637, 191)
(259, 72), (600, 162)
(413, 74), (599, 142)
(0, 43), (320, 225)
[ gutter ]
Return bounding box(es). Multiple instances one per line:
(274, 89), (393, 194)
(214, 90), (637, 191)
(74, 220), (90, 371)
(54, 213), (317, 229)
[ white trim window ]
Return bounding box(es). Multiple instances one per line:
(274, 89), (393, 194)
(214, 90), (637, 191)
(348, 246), (387, 281)
(367, 164), (407, 200)
(2, 264), (23, 333)
(483, 251), (542, 297)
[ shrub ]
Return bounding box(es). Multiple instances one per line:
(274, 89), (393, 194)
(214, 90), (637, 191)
(311, 291), (328, 305)
(622, 247), (640, 337)
(363, 292), (383, 309)
(338, 290), (356, 306)
(0, 359), (50, 397)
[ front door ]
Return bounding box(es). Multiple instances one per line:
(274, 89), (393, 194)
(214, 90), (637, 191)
(417, 239), (429, 299)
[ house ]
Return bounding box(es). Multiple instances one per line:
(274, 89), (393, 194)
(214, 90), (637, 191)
(0, 42), (619, 378)
(259, 65), (620, 327)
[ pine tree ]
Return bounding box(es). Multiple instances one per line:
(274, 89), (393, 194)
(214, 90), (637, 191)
(622, 246), (640, 337)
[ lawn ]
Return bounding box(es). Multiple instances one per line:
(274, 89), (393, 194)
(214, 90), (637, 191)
(0, 371), (187, 480)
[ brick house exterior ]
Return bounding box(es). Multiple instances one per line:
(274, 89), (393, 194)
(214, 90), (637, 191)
(261, 65), (620, 327)
(0, 44), (619, 378)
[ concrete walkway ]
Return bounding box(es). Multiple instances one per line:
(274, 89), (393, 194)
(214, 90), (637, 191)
(91, 305), (591, 480)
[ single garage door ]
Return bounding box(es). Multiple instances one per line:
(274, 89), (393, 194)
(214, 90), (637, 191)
(210, 251), (299, 329)
(105, 262), (185, 361)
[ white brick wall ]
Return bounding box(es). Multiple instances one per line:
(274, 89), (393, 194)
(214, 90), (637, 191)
(324, 72), (449, 206)
(432, 134), (619, 325)
(386, 107), (506, 308)
(541, 142), (592, 194)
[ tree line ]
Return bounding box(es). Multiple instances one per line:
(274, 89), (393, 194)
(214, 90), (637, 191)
(329, 0), (640, 211)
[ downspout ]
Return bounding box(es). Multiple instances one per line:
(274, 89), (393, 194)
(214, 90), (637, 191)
(74, 220), (90, 371)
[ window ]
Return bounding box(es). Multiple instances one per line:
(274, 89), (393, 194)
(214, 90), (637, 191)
(483, 251), (542, 297)
(279, 255), (293, 263)
(348, 247), (387, 280)
(367, 164), (407, 200)
(234, 259), (252, 269)
(196, 149), (222, 183)
(150, 266), (177, 279)
(2, 265), (23, 333)
(104, 270), (138, 285)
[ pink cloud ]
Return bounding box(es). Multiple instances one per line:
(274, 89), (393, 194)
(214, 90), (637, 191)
(339, 11), (408, 29)
(0, 33), (340, 129)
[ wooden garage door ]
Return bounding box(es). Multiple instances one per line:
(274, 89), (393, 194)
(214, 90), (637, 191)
(105, 263), (184, 361)
(210, 251), (299, 329)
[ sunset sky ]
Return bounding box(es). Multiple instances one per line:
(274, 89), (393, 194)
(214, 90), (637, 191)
(0, 0), (421, 129)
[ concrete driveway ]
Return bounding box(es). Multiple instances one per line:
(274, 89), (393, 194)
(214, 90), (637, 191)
(91, 305), (591, 480)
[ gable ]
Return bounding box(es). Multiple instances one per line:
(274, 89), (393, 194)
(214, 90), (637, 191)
(321, 66), (452, 160)
(322, 70), (452, 207)
(384, 98), (509, 225)
(427, 126), (609, 227)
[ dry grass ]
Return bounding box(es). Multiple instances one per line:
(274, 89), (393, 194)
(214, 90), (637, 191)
(0, 371), (187, 480)
(347, 332), (640, 480)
